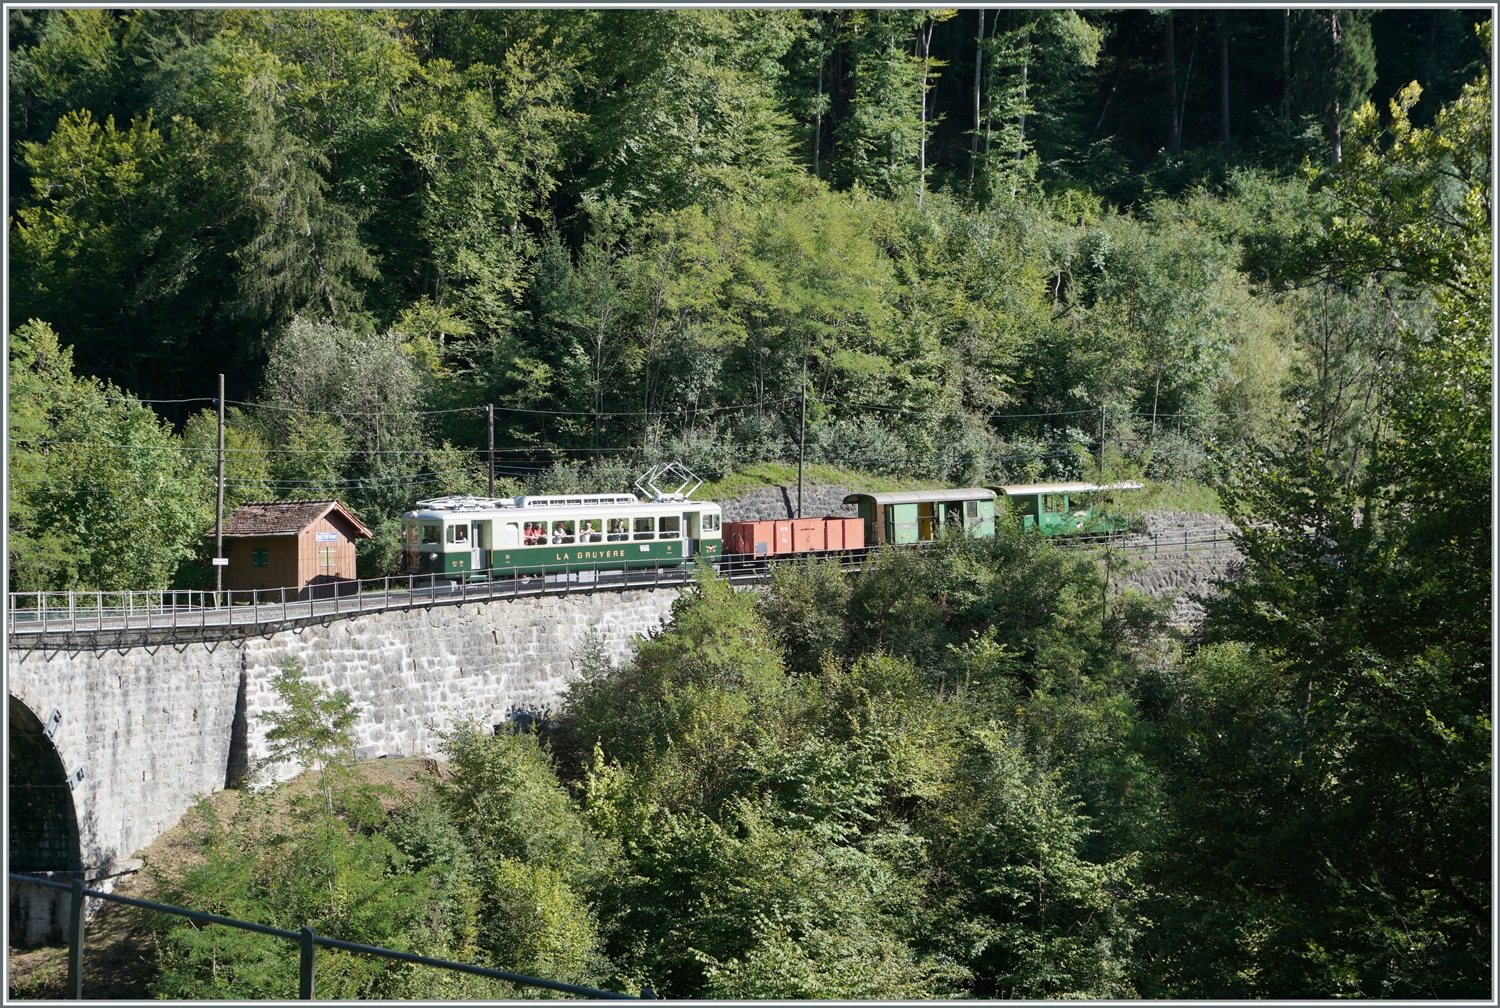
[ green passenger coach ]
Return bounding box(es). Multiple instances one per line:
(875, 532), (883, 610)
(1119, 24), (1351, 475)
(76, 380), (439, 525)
(842, 489), (998, 546)
(990, 481), (1144, 535)
(402, 493), (723, 579)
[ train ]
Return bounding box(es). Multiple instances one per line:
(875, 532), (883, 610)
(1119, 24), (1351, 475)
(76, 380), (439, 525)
(400, 481), (1144, 580)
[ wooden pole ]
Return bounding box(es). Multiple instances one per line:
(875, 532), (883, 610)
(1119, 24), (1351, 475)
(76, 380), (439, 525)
(797, 352), (807, 519)
(1166, 13), (1180, 150)
(970, 9), (985, 183)
(215, 374), (225, 600)
(1220, 19), (1231, 150)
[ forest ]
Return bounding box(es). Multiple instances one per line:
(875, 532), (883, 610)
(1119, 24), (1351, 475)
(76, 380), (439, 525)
(6, 7), (1492, 999)
(7, 6), (1489, 586)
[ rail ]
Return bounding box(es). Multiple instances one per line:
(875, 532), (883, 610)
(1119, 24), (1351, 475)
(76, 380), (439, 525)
(8, 873), (652, 1001)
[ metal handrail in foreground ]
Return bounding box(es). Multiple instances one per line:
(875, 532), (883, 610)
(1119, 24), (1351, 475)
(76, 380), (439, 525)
(9, 874), (651, 1001)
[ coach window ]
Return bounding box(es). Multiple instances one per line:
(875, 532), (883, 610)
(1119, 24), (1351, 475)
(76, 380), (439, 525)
(633, 517), (656, 540)
(447, 524), (469, 545)
(551, 520), (576, 545)
(703, 513), (721, 532)
(607, 518), (630, 542)
(658, 515), (681, 539)
(421, 524), (441, 545)
(1042, 494), (1065, 514)
(580, 519), (603, 543)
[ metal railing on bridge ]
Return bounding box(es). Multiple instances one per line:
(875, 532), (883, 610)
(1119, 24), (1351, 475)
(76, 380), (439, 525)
(1053, 524), (1239, 558)
(9, 873), (652, 1000)
(6, 553), (873, 640)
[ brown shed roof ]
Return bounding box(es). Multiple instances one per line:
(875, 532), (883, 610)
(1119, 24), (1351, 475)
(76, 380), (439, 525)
(213, 500), (373, 539)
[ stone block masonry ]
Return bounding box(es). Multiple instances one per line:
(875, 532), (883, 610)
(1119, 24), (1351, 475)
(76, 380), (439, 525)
(8, 588), (682, 893)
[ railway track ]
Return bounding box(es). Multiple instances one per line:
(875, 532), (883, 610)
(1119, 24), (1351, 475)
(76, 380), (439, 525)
(8, 529), (1239, 647)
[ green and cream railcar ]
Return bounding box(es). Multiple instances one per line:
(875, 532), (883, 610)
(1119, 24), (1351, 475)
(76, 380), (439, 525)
(402, 494), (723, 579)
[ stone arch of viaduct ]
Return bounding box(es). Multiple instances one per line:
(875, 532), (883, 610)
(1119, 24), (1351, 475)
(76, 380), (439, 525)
(7, 588), (681, 943)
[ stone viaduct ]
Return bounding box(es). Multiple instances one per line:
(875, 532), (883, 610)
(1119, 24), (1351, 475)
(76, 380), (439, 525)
(8, 586), (683, 943)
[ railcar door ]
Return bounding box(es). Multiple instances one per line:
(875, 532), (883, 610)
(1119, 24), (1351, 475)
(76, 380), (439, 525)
(683, 512), (699, 557)
(472, 520), (491, 572)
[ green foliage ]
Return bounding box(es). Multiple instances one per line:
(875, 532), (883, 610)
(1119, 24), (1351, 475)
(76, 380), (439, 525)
(435, 725), (608, 883)
(149, 791), (500, 1000)
(1146, 36), (1491, 996)
(758, 558), (853, 676)
(257, 659), (361, 781)
(8, 319), (209, 591)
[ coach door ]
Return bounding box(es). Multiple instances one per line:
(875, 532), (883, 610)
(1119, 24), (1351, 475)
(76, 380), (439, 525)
(683, 512), (700, 557)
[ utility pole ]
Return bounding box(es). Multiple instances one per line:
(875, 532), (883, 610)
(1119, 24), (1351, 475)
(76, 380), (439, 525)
(970, 8), (985, 184)
(1166, 13), (1180, 151)
(1099, 404), (1107, 473)
(796, 352), (807, 519)
(214, 374), (225, 601)
(1219, 17), (1231, 150)
(487, 404), (495, 497)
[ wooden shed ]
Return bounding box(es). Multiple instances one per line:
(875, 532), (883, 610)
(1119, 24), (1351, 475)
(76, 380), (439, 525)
(213, 500), (373, 599)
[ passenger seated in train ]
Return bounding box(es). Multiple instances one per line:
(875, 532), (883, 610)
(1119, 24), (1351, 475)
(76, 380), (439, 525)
(580, 519), (603, 543)
(607, 518), (629, 541)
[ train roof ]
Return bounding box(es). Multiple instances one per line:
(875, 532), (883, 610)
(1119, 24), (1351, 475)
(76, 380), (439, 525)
(404, 493), (719, 518)
(989, 481), (1145, 496)
(843, 488), (997, 506)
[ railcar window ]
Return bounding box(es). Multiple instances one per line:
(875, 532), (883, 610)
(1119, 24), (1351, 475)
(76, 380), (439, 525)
(420, 524), (441, 545)
(965, 500), (978, 518)
(580, 519), (603, 543)
(551, 520), (576, 545)
(607, 518), (629, 541)
(448, 525), (469, 545)
(1042, 494), (1065, 513)
(523, 521), (547, 546)
(633, 517), (656, 540)
(658, 516), (681, 539)
(704, 513), (721, 532)
(252, 548), (269, 567)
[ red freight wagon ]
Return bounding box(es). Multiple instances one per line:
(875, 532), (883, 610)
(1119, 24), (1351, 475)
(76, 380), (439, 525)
(724, 517), (866, 556)
(724, 520), (791, 556)
(825, 517), (865, 550)
(791, 518), (825, 553)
